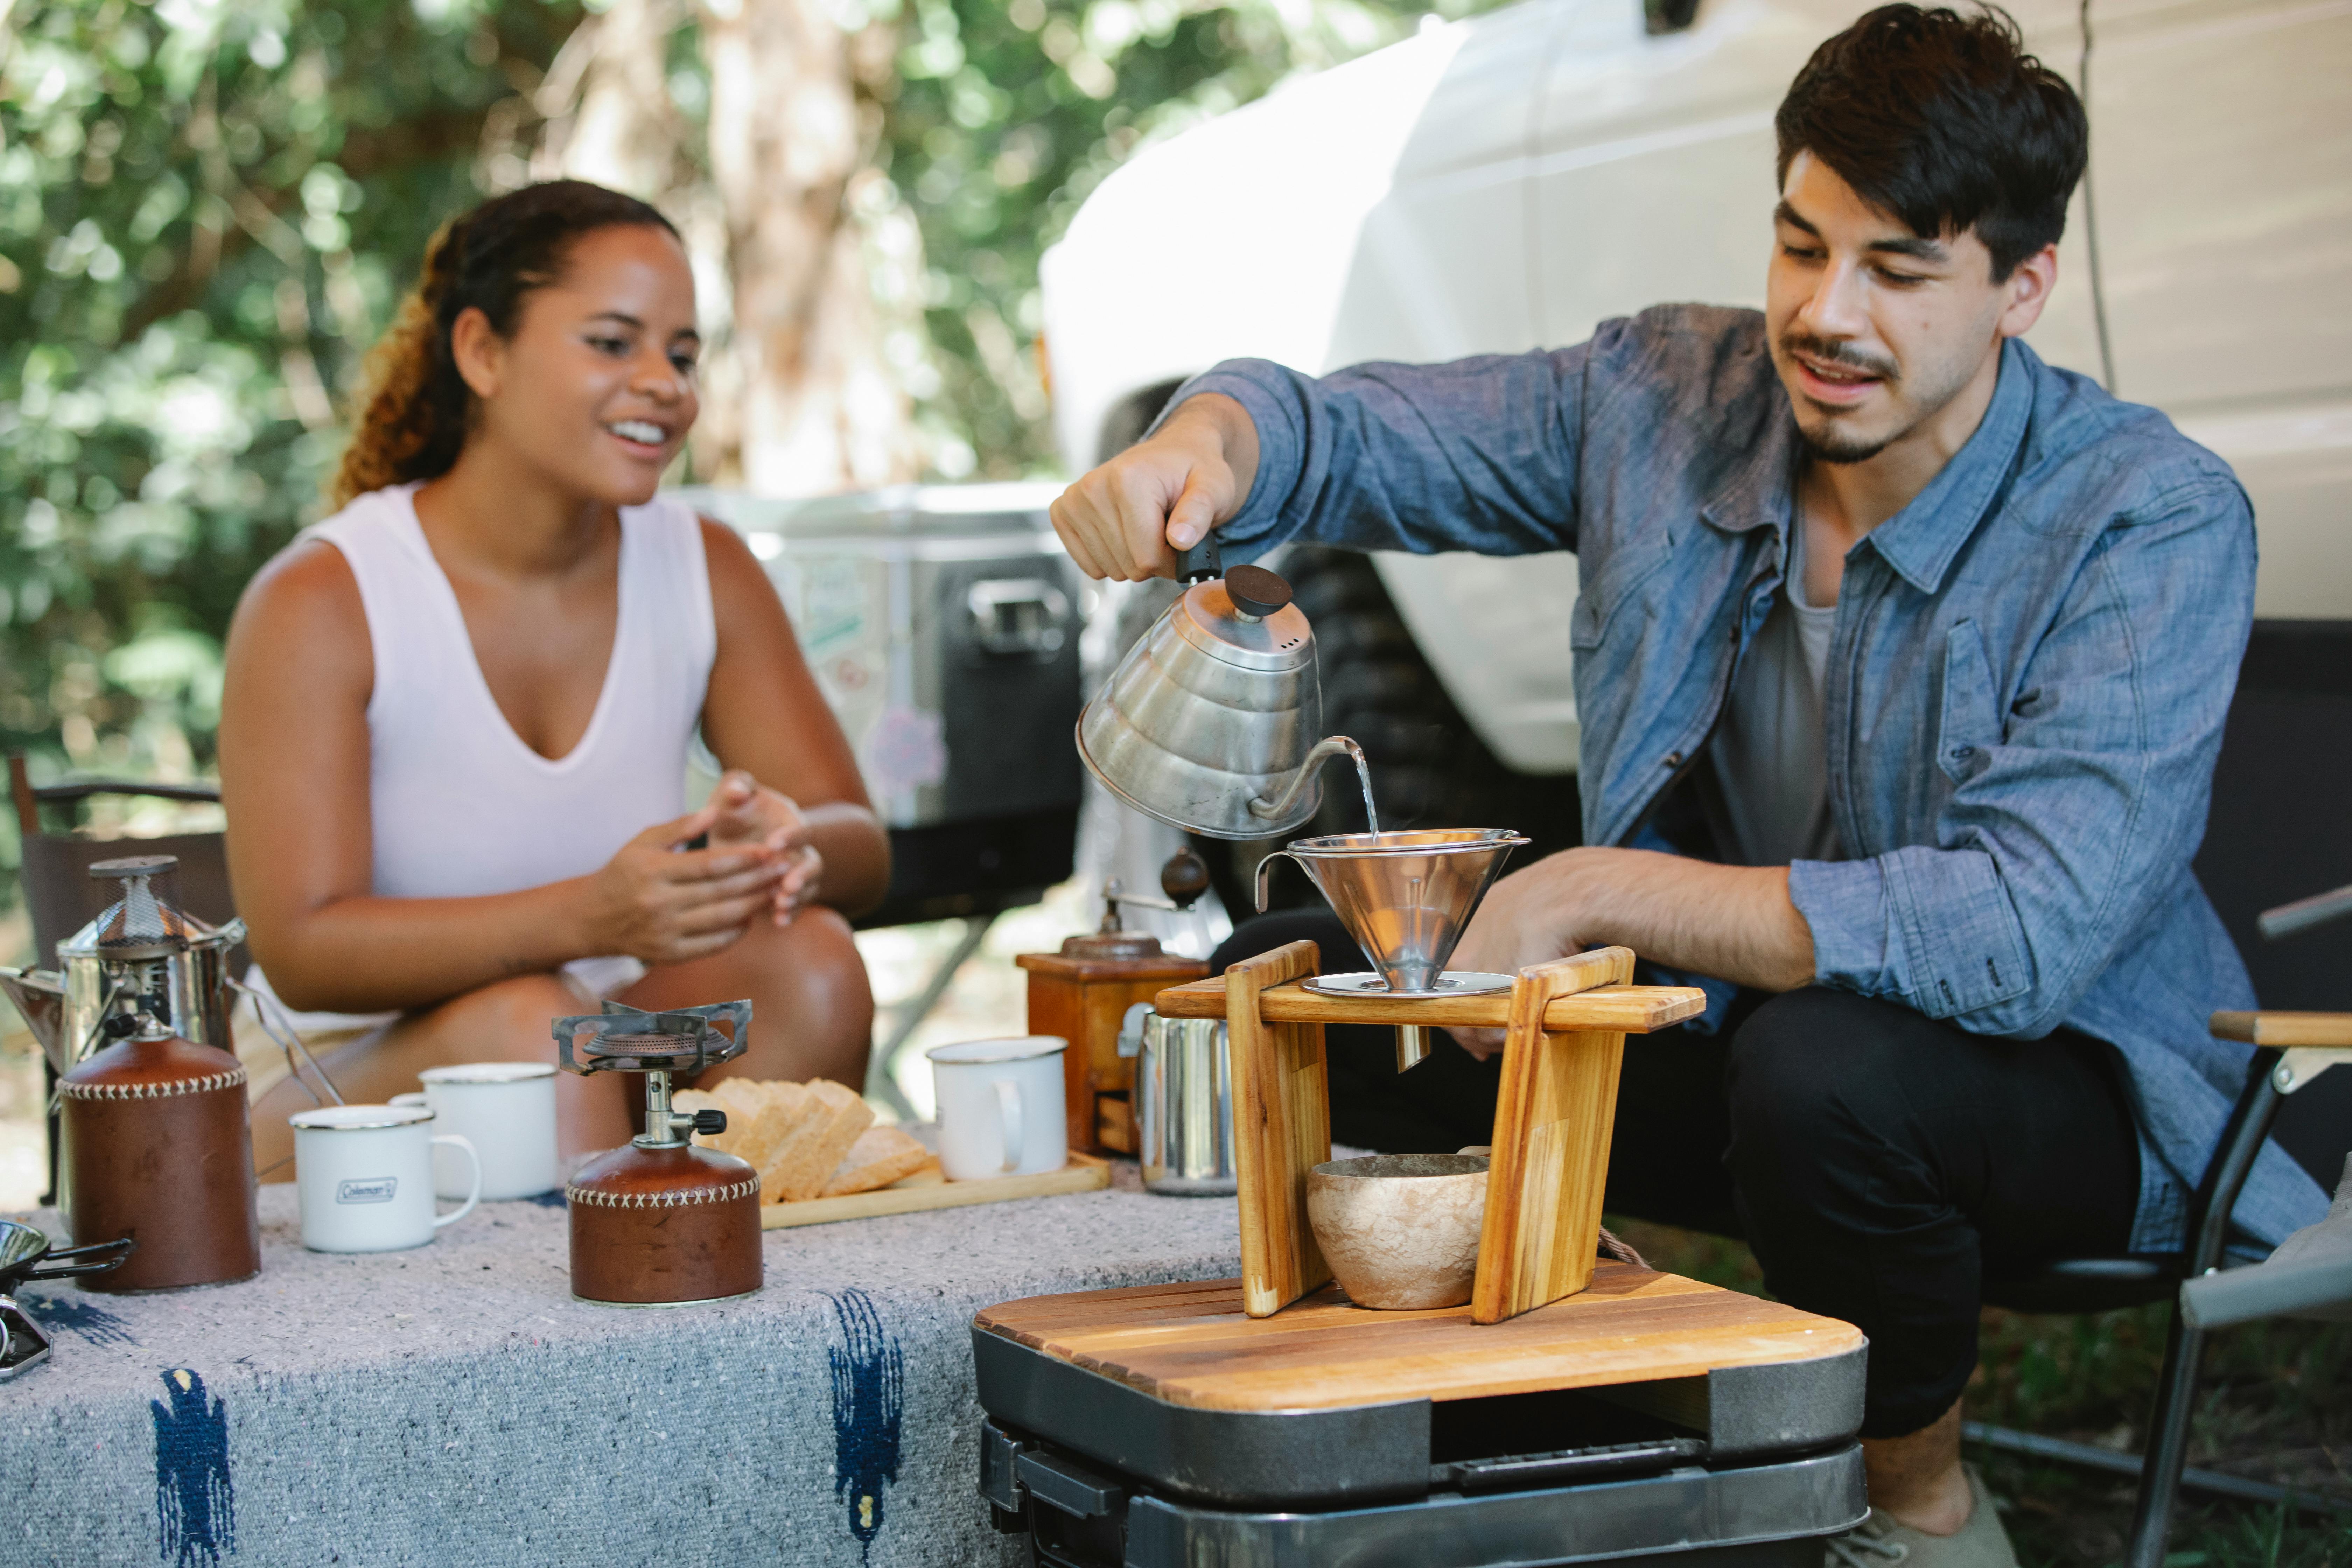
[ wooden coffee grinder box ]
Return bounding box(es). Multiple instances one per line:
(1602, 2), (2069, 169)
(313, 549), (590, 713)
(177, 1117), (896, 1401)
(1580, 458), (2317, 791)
(1016, 853), (1211, 1156)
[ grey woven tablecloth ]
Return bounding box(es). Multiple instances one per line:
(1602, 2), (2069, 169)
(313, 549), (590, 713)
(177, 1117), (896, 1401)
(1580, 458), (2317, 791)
(5, 1175), (1242, 1567)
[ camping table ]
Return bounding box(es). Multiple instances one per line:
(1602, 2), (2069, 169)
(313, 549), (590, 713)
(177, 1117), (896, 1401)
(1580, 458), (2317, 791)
(4, 1174), (1241, 1566)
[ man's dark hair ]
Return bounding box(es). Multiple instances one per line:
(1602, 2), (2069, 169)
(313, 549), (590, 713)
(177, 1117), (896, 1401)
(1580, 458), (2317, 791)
(1775, 4), (2088, 280)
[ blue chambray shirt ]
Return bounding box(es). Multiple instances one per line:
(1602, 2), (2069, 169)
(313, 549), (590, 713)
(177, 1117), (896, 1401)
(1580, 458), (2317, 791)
(1176, 303), (2325, 1255)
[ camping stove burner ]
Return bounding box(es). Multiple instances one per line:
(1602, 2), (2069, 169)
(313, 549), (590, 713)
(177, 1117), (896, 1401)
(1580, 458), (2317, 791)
(553, 999), (763, 1307)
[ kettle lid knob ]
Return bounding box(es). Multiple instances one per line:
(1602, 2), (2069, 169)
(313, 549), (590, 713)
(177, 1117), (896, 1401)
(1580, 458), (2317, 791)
(1224, 565), (1292, 621)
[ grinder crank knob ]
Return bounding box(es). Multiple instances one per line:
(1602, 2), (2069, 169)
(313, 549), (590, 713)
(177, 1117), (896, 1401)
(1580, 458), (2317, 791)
(691, 1108), (728, 1137)
(1159, 847), (1211, 912)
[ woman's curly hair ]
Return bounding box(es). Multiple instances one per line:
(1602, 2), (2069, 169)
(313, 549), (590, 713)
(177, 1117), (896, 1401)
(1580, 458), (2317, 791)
(331, 180), (680, 509)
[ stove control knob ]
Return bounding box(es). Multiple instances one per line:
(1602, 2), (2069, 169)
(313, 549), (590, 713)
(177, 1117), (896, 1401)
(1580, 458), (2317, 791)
(691, 1108), (728, 1136)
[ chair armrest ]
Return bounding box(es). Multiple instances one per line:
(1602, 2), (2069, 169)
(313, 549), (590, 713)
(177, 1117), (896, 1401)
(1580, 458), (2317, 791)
(31, 779), (222, 806)
(2209, 1011), (2352, 1048)
(2210, 1014), (2352, 1096)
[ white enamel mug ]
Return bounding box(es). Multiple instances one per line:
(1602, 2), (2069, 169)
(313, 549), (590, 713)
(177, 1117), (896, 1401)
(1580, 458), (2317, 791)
(290, 1104), (482, 1253)
(927, 1037), (1068, 1181)
(390, 1061), (560, 1200)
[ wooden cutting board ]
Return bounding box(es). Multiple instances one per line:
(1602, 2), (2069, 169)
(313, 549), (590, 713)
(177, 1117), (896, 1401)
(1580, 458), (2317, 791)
(974, 1266), (1864, 1412)
(758, 1152), (1109, 1229)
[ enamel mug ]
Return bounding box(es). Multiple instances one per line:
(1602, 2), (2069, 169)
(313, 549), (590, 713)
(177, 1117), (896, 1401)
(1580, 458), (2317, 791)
(290, 1104), (482, 1253)
(390, 1061), (560, 1200)
(926, 1037), (1068, 1181)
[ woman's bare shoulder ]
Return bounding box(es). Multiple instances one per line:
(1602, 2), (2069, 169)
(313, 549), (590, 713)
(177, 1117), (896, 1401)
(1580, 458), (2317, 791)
(226, 535), (371, 687)
(698, 515), (788, 622)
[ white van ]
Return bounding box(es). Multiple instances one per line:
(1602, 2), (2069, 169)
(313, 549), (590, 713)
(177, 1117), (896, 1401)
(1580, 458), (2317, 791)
(1041, 0), (2350, 820)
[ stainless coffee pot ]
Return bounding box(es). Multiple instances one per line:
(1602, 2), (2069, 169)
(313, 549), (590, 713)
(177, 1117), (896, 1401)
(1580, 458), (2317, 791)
(0, 855), (245, 1077)
(1078, 539), (1374, 840)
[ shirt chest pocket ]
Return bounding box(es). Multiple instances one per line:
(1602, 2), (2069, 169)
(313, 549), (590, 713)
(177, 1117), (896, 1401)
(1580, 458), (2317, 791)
(1937, 620), (2003, 785)
(1569, 538), (1672, 651)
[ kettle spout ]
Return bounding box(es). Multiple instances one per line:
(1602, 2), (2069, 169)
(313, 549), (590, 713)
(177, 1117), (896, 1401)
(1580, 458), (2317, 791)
(0, 967), (68, 1073)
(1248, 736), (1378, 835)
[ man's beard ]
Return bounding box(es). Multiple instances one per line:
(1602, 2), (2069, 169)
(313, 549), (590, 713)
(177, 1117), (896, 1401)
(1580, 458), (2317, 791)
(1797, 420), (1895, 465)
(1780, 331), (1904, 465)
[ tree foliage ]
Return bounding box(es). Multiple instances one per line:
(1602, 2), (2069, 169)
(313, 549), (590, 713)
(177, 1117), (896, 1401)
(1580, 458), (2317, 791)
(0, 0), (581, 803)
(0, 0), (1499, 825)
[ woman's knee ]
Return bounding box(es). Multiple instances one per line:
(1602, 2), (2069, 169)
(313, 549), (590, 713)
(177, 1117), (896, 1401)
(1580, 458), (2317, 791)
(409, 974), (583, 1063)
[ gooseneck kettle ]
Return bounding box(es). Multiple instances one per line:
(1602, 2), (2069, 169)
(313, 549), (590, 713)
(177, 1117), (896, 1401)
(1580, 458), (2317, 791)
(1077, 536), (1374, 840)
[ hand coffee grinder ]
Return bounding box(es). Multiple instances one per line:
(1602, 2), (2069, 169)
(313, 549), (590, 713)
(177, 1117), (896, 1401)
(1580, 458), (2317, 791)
(554, 1000), (762, 1307)
(1016, 850), (1212, 1156)
(56, 858), (261, 1292)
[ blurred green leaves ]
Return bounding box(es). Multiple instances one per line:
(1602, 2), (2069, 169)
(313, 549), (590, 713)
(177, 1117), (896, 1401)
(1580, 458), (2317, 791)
(0, 0), (583, 814)
(0, 0), (1497, 824)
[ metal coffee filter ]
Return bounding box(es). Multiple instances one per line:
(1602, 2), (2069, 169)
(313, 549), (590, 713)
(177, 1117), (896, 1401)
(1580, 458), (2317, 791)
(1256, 829), (1529, 993)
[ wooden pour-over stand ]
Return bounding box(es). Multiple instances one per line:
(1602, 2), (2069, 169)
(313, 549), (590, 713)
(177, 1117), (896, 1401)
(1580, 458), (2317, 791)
(972, 941), (1873, 1553)
(1152, 940), (1708, 1322)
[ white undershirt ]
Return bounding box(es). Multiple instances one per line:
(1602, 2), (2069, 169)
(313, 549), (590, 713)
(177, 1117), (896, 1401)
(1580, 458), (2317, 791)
(1706, 518), (1843, 868)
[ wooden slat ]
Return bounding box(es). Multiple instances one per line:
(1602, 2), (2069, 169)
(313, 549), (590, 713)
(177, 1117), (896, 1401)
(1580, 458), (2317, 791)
(2210, 1011), (2352, 1048)
(1472, 949), (1632, 1324)
(758, 1152), (1108, 1229)
(973, 1262), (1863, 1412)
(1227, 941), (1332, 1318)
(1150, 973), (1705, 1033)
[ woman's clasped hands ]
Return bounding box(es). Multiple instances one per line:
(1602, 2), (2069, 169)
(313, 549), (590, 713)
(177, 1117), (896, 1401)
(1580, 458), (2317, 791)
(582, 769), (826, 964)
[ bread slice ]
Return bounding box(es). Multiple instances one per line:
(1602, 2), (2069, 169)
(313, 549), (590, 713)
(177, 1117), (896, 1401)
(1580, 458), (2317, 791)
(821, 1126), (940, 1197)
(738, 1080), (810, 1180)
(752, 1084), (834, 1202)
(764, 1080), (876, 1202)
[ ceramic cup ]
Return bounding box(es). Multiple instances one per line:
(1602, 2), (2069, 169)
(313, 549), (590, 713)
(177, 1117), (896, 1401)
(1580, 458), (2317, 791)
(390, 1061), (560, 1200)
(1307, 1152), (1491, 1310)
(927, 1037), (1068, 1181)
(289, 1104), (482, 1253)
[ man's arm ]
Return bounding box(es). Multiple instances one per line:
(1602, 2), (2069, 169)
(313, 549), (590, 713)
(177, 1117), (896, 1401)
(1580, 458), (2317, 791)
(1050, 341), (1609, 581)
(1455, 848), (1815, 989)
(1446, 849), (1814, 1057)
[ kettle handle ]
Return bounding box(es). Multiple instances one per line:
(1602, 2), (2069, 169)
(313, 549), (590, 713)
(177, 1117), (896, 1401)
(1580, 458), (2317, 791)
(1173, 532), (1222, 583)
(1254, 850), (1301, 914)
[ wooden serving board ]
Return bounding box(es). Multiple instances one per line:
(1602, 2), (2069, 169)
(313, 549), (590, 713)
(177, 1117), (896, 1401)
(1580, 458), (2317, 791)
(1151, 973), (1708, 1033)
(758, 1152), (1109, 1230)
(974, 1265), (1864, 1412)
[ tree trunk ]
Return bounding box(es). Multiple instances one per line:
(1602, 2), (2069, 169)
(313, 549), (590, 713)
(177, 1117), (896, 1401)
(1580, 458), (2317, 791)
(700, 0), (919, 493)
(530, 0), (920, 495)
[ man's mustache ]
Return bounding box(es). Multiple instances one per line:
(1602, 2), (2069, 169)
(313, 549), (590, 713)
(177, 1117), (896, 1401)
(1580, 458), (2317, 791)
(1780, 333), (1900, 384)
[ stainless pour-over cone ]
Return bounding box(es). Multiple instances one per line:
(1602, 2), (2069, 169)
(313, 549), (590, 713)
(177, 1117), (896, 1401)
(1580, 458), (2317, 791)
(1257, 829), (1529, 991)
(1256, 829), (1528, 1071)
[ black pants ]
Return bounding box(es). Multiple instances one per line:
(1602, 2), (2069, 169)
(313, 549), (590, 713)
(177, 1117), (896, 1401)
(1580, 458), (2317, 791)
(1210, 911), (2143, 1437)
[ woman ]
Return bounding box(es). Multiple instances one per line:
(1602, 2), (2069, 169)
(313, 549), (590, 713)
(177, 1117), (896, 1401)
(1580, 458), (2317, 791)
(221, 181), (888, 1172)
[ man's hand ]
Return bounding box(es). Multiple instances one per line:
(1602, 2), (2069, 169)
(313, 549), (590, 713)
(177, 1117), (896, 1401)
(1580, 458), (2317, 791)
(1443, 847), (1819, 1059)
(1050, 393), (1261, 581)
(706, 768), (823, 925)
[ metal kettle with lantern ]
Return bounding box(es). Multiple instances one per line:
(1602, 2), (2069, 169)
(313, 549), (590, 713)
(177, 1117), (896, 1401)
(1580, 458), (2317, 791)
(0, 855), (246, 1078)
(1077, 536), (1376, 840)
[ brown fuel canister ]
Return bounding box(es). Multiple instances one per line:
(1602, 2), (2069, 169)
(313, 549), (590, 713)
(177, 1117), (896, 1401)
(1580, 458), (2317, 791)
(60, 1013), (260, 1293)
(565, 1142), (763, 1307)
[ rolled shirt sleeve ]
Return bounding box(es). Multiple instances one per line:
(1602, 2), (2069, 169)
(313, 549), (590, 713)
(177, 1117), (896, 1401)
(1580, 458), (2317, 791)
(1152, 341), (1602, 561)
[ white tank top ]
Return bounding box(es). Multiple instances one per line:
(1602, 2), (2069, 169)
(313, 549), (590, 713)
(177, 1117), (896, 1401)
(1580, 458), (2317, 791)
(302, 483), (716, 901)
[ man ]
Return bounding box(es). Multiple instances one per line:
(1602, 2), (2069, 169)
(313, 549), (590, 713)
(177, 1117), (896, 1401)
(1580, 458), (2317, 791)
(1049, 6), (2328, 1562)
